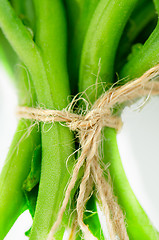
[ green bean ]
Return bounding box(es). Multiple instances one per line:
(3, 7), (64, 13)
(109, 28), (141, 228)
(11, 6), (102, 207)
(153, 0), (159, 13)
(10, 0), (35, 31)
(115, 0), (157, 72)
(0, 1), (41, 237)
(0, 0), (54, 108)
(23, 144), (41, 192)
(120, 21), (159, 79)
(24, 184), (39, 219)
(83, 195), (105, 240)
(0, 123), (39, 240)
(103, 128), (159, 239)
(29, 1), (75, 239)
(0, 0), (35, 78)
(0, 30), (18, 78)
(0, 1), (44, 237)
(79, 0), (137, 103)
(0, 64), (40, 239)
(8, 0), (40, 219)
(0, 0), (42, 231)
(65, 0), (99, 94)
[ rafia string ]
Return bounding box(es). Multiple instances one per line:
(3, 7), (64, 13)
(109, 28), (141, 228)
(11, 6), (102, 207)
(17, 64), (159, 240)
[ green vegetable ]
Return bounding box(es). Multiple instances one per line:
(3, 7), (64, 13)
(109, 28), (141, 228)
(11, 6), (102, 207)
(79, 0), (138, 103)
(65, 0), (99, 94)
(23, 144), (41, 192)
(0, 30), (18, 77)
(0, 62), (40, 239)
(120, 21), (159, 80)
(103, 128), (159, 239)
(0, 0), (159, 239)
(115, 0), (157, 71)
(29, 1), (75, 239)
(24, 184), (39, 219)
(153, 0), (159, 13)
(0, 2), (40, 238)
(10, 0), (35, 31)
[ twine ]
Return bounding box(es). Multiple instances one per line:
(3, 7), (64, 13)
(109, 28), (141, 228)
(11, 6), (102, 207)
(17, 64), (159, 240)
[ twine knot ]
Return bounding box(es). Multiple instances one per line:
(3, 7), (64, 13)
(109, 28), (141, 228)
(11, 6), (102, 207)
(67, 108), (122, 133)
(17, 64), (159, 240)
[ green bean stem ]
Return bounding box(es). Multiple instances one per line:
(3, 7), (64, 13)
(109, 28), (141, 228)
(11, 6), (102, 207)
(120, 22), (159, 79)
(65, 0), (100, 94)
(153, 0), (159, 14)
(115, 0), (156, 71)
(0, 62), (40, 239)
(0, 0), (53, 108)
(10, 0), (35, 31)
(79, 0), (137, 103)
(29, 1), (74, 239)
(0, 1), (41, 238)
(0, 122), (40, 240)
(103, 128), (159, 239)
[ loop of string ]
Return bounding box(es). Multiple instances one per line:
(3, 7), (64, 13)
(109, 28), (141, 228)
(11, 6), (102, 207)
(17, 64), (159, 240)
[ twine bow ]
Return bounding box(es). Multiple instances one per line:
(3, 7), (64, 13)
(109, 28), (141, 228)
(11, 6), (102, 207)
(17, 64), (159, 240)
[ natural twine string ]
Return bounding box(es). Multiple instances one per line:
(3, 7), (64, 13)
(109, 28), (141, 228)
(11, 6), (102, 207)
(17, 64), (159, 240)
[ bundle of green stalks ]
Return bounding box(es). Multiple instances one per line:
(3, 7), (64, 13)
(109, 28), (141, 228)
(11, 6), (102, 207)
(0, 0), (159, 239)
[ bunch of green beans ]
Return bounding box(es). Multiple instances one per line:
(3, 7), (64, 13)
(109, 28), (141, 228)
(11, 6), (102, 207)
(0, 0), (159, 239)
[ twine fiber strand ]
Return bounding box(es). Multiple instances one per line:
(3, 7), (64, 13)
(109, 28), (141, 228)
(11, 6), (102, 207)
(17, 64), (159, 240)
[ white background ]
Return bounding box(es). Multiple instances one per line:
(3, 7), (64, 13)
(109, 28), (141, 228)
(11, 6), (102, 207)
(0, 64), (159, 239)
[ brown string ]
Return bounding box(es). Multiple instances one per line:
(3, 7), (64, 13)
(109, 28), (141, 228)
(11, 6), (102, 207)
(17, 64), (159, 240)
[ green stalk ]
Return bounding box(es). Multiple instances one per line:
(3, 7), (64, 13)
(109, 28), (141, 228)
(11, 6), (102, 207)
(29, 1), (75, 239)
(0, 123), (39, 240)
(103, 128), (159, 239)
(33, 0), (70, 110)
(115, 0), (156, 71)
(0, 1), (42, 238)
(0, 64), (40, 239)
(153, 0), (159, 13)
(121, 0), (156, 46)
(120, 21), (159, 79)
(78, 0), (158, 239)
(0, 0), (34, 79)
(0, 1), (41, 237)
(65, 0), (99, 94)
(10, 0), (35, 31)
(0, 30), (17, 78)
(0, 0), (53, 108)
(79, 0), (137, 103)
